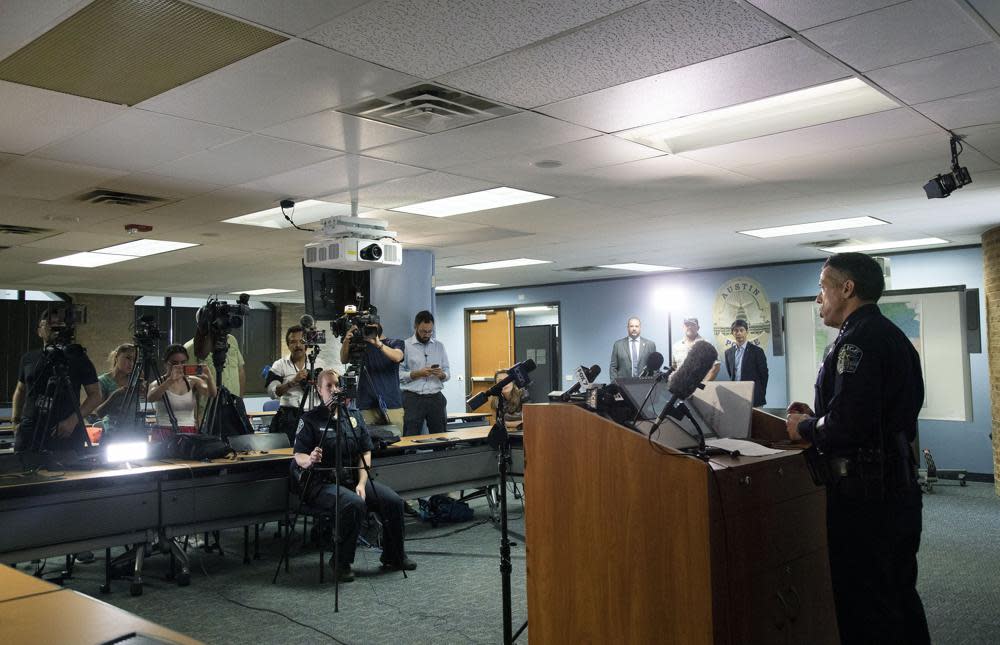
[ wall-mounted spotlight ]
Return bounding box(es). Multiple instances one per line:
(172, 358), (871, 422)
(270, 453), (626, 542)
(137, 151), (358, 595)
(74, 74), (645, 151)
(924, 135), (972, 199)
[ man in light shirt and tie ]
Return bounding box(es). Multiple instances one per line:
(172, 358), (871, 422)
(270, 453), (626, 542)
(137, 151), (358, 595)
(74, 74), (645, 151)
(609, 317), (656, 379)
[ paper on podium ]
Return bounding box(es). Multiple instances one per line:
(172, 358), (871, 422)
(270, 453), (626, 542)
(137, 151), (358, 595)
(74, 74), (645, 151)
(705, 438), (787, 457)
(689, 381), (755, 439)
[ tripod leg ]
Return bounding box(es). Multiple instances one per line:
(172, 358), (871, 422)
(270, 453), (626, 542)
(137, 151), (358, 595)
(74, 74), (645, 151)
(130, 543), (145, 596)
(168, 538), (190, 586)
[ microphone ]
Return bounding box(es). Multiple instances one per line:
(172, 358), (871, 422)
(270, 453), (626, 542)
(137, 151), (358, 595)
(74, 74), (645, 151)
(639, 352), (664, 377)
(559, 364), (601, 402)
(300, 313), (315, 328)
(649, 340), (718, 439)
(466, 359), (537, 410)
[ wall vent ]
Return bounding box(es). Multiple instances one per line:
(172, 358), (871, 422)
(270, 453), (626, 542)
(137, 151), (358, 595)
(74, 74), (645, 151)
(338, 83), (517, 134)
(0, 224), (55, 235)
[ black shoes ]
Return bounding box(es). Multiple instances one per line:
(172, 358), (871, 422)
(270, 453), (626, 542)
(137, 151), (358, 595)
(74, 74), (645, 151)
(381, 556), (417, 571)
(332, 562), (355, 583)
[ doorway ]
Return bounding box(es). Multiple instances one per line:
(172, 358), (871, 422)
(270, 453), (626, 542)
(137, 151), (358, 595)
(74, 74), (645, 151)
(464, 303), (561, 414)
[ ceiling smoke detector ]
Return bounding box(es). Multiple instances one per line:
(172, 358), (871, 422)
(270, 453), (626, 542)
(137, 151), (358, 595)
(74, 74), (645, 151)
(124, 223), (154, 235)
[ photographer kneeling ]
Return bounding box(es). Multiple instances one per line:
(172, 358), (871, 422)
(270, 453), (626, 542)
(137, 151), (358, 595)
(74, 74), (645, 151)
(292, 369), (415, 582)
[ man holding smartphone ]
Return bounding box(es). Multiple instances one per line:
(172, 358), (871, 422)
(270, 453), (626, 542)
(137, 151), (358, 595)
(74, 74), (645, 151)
(399, 310), (450, 436)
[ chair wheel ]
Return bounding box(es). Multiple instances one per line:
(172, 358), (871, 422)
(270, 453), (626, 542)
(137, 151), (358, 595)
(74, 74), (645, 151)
(129, 582), (143, 596)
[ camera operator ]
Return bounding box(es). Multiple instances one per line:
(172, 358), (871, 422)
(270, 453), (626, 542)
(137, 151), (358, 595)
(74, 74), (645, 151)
(267, 325), (327, 442)
(11, 308), (101, 453)
(399, 310), (450, 436)
(339, 322), (404, 427)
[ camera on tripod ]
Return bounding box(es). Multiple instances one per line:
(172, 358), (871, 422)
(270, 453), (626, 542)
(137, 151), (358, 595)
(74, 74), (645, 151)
(299, 314), (327, 345)
(196, 293), (250, 336)
(331, 304), (380, 342)
(42, 304), (77, 348)
(336, 373), (359, 401)
(133, 314), (162, 348)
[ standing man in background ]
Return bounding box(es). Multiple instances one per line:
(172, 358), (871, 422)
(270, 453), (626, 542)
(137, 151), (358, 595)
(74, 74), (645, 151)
(786, 252), (929, 644)
(724, 319), (768, 407)
(672, 317), (720, 380)
(340, 322), (405, 427)
(609, 317), (656, 379)
(399, 310), (449, 436)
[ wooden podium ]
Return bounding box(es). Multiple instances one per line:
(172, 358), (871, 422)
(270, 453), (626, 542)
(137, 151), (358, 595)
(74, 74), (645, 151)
(523, 404), (838, 644)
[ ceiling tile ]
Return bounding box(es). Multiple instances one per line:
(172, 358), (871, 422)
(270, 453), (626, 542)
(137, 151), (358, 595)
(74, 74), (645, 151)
(99, 172), (225, 200)
(22, 231), (132, 251)
(439, 0), (786, 107)
(0, 0), (88, 60)
(0, 80), (124, 155)
(260, 109), (424, 151)
(319, 172), (495, 210)
(867, 43), (1000, 105)
(957, 124), (1000, 162)
(32, 109), (246, 171)
(189, 0), (368, 35)
(803, 0), (990, 72)
(306, 0), (648, 78)
(968, 0), (1000, 35)
(915, 86), (1000, 129)
(150, 135), (339, 185)
(746, 0), (903, 30)
(538, 39), (847, 132)
(137, 40), (419, 131)
(363, 112), (597, 170)
(0, 157), (127, 200)
(241, 154), (426, 198)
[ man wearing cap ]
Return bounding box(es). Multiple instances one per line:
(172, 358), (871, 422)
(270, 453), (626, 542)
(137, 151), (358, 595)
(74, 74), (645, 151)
(723, 319), (768, 406)
(610, 317), (657, 379)
(672, 317), (720, 380)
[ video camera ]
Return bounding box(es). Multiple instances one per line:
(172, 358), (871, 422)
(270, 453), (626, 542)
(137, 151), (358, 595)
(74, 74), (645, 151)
(41, 304), (77, 347)
(196, 293), (250, 336)
(298, 314), (327, 345)
(133, 314), (162, 348)
(331, 304), (380, 343)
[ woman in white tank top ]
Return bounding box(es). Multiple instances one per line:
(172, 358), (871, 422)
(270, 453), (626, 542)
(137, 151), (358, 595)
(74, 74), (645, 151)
(147, 344), (216, 436)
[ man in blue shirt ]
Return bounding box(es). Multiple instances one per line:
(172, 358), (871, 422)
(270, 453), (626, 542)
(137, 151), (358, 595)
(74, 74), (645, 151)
(339, 323), (405, 427)
(399, 310), (450, 436)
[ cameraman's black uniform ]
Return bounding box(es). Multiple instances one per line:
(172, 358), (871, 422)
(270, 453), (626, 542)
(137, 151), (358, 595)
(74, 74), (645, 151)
(292, 405), (407, 568)
(16, 347), (98, 453)
(796, 304), (929, 644)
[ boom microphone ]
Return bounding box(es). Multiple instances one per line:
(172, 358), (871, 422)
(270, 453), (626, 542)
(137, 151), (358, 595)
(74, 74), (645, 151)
(640, 352), (664, 377)
(560, 364), (601, 401)
(667, 340), (718, 400)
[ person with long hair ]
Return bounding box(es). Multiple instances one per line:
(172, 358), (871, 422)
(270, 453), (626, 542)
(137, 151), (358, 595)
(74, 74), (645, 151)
(489, 368), (527, 429)
(146, 344), (216, 439)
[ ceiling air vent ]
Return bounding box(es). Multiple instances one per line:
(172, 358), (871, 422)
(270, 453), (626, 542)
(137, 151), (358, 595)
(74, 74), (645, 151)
(0, 224), (55, 235)
(338, 83), (518, 134)
(75, 189), (170, 209)
(802, 239), (851, 249)
(561, 266), (604, 272)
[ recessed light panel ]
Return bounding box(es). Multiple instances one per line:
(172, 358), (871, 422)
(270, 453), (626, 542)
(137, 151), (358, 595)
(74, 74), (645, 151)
(435, 282), (500, 291)
(40, 252), (136, 268)
(740, 216), (887, 239)
(95, 239), (198, 257)
(393, 187), (554, 217)
(233, 288), (296, 295)
(452, 258), (552, 271)
(819, 238), (948, 253)
(598, 263), (682, 272)
(223, 200), (365, 229)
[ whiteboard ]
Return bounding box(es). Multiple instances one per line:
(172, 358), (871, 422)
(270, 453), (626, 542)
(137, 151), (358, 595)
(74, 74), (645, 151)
(784, 286), (972, 422)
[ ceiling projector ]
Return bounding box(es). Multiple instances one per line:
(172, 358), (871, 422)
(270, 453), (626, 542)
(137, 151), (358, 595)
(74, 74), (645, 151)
(304, 216), (402, 271)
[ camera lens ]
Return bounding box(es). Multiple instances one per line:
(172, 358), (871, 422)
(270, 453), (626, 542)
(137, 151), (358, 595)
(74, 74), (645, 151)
(359, 243), (383, 262)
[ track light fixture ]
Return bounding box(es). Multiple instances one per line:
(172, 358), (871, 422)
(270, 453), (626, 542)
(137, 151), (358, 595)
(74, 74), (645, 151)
(923, 135), (972, 199)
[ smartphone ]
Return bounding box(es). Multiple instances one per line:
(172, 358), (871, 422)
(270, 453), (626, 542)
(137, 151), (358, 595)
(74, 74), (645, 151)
(182, 365), (203, 376)
(430, 364), (440, 369)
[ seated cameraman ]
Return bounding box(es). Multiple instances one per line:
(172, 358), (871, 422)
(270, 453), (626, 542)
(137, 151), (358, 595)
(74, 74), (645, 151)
(292, 369), (416, 581)
(12, 308), (101, 453)
(267, 325), (327, 442)
(339, 322), (404, 428)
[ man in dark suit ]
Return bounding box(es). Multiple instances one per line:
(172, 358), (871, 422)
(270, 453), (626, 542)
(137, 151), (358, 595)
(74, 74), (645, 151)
(723, 319), (768, 407)
(610, 317), (656, 379)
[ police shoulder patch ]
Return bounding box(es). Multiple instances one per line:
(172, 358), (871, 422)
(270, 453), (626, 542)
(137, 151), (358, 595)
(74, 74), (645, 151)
(349, 416), (358, 428)
(837, 344), (863, 374)
(294, 419), (305, 436)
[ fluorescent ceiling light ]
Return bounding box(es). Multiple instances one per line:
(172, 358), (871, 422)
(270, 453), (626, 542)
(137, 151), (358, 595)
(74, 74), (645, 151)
(618, 78), (898, 154)
(453, 258), (552, 271)
(223, 200), (367, 228)
(233, 288), (296, 295)
(94, 239), (198, 257)
(392, 187), (554, 217)
(598, 263), (682, 272)
(40, 252), (135, 268)
(819, 238), (948, 254)
(739, 216), (887, 239)
(435, 282), (500, 291)
(514, 306), (555, 313)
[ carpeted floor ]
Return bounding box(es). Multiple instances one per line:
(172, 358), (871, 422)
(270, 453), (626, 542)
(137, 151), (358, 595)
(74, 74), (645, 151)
(20, 481), (1000, 644)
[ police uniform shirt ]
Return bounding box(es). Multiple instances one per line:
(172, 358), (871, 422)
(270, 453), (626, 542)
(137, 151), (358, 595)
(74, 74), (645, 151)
(797, 303), (924, 456)
(293, 405), (373, 488)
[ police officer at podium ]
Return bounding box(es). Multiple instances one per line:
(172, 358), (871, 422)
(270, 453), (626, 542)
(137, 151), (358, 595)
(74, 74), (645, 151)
(786, 253), (929, 645)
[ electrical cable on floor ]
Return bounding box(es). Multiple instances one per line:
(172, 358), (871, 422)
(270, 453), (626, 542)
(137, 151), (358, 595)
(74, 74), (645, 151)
(404, 518), (492, 541)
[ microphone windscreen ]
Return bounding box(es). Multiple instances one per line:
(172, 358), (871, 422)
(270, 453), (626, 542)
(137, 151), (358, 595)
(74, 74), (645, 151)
(522, 358), (537, 372)
(667, 340), (718, 400)
(300, 314), (315, 328)
(645, 352), (664, 372)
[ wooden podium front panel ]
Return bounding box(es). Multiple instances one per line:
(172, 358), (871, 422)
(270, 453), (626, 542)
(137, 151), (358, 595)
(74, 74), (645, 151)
(524, 404), (718, 645)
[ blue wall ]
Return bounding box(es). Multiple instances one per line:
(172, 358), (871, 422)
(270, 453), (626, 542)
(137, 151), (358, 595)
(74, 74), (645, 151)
(371, 249), (435, 340)
(436, 246), (993, 474)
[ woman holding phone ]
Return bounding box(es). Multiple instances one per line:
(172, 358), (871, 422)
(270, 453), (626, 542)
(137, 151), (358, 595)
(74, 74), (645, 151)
(147, 344), (216, 438)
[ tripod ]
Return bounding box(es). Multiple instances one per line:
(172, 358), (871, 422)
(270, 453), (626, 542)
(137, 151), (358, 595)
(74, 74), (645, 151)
(200, 334), (253, 437)
(26, 344), (92, 462)
(108, 341), (178, 439)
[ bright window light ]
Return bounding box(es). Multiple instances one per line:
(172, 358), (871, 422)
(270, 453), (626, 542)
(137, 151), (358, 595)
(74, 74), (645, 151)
(232, 288), (296, 295)
(435, 282), (500, 291)
(653, 285), (687, 312)
(94, 239), (198, 257)
(106, 441), (149, 463)
(452, 258), (552, 271)
(739, 216), (887, 239)
(392, 187), (554, 217)
(598, 263), (682, 272)
(819, 238), (948, 253)
(618, 78), (899, 154)
(40, 252), (136, 268)
(223, 200), (367, 228)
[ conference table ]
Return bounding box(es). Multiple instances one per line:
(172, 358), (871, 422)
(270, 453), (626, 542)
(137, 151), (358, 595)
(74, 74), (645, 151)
(0, 424), (522, 595)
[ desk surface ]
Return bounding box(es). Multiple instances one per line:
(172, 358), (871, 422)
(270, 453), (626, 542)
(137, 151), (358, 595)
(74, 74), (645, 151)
(0, 565), (60, 603)
(1, 587), (202, 644)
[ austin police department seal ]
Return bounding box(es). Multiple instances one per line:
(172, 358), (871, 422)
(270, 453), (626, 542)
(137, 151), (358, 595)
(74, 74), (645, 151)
(713, 276), (772, 351)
